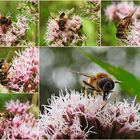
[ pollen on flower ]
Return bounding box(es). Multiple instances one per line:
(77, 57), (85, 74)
(40, 90), (140, 139)
(44, 9), (86, 47)
(7, 47), (39, 93)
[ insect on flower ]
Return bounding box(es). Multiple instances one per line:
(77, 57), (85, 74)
(116, 9), (137, 39)
(57, 12), (68, 31)
(56, 11), (82, 32)
(71, 70), (122, 100)
(0, 111), (14, 121)
(0, 15), (12, 34)
(0, 59), (11, 86)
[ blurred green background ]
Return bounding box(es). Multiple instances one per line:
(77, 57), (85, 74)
(40, 0), (98, 46)
(0, 1), (38, 45)
(101, 1), (140, 46)
(40, 47), (140, 112)
(0, 47), (22, 61)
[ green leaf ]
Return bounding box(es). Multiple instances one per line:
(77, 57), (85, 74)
(80, 49), (140, 100)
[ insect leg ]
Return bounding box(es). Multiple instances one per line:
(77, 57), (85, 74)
(103, 92), (109, 101)
(82, 80), (95, 96)
(82, 80), (95, 89)
(82, 80), (88, 96)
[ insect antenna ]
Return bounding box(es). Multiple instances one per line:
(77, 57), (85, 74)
(114, 80), (123, 84)
(128, 8), (137, 18)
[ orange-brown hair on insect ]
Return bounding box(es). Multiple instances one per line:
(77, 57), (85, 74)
(71, 70), (122, 101)
(0, 59), (11, 86)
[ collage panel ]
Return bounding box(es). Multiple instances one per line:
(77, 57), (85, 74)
(40, 0), (100, 47)
(0, 0), (39, 47)
(0, 47), (39, 94)
(40, 47), (140, 139)
(0, 94), (39, 139)
(101, 0), (140, 46)
(0, 0), (140, 139)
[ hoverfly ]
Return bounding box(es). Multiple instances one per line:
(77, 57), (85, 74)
(57, 12), (68, 31)
(0, 15), (12, 34)
(0, 16), (11, 26)
(0, 59), (11, 86)
(71, 70), (121, 101)
(116, 9), (137, 39)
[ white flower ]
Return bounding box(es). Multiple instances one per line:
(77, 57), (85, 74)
(40, 90), (140, 139)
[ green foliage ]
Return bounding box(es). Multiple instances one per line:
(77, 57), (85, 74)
(0, 48), (23, 62)
(82, 18), (97, 46)
(80, 48), (140, 100)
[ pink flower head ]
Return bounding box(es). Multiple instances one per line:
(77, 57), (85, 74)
(0, 14), (30, 47)
(5, 100), (30, 115)
(40, 90), (140, 139)
(10, 113), (40, 139)
(8, 47), (39, 93)
(45, 9), (86, 47)
(105, 4), (117, 21)
(119, 21), (140, 46)
(105, 2), (139, 21)
(0, 100), (40, 140)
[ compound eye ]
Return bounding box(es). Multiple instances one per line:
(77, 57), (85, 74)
(98, 78), (108, 89)
(103, 81), (114, 93)
(98, 78), (115, 91)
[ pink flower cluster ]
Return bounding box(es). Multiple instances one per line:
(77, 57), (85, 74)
(105, 2), (140, 46)
(0, 100), (39, 140)
(5, 100), (30, 115)
(8, 47), (39, 93)
(124, 21), (140, 46)
(0, 0), (38, 47)
(45, 9), (86, 47)
(0, 14), (30, 47)
(40, 90), (140, 139)
(105, 2), (140, 21)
